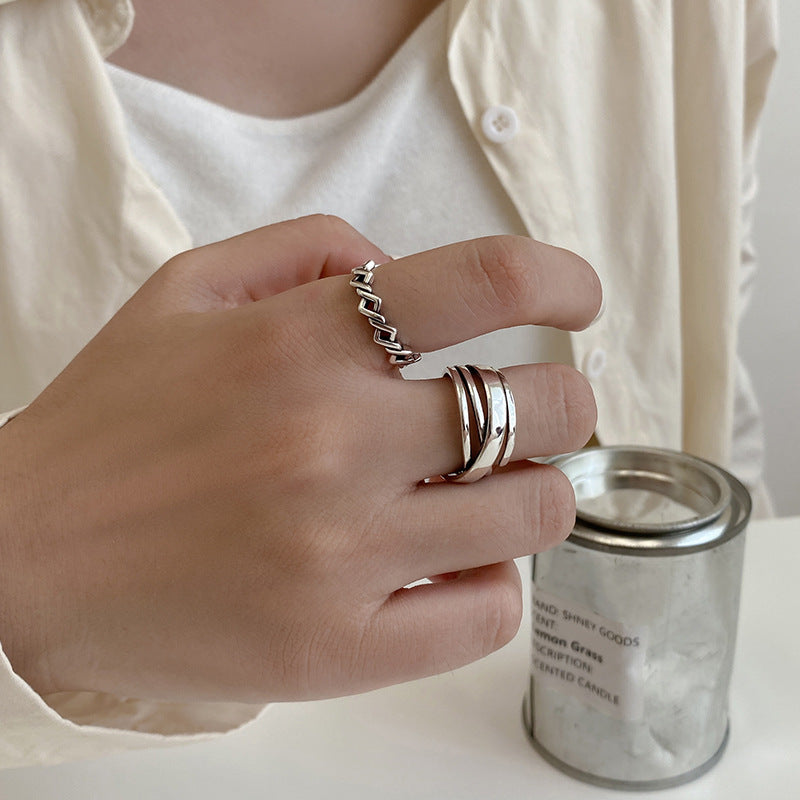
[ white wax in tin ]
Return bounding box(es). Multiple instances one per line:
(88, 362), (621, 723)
(530, 536), (745, 784)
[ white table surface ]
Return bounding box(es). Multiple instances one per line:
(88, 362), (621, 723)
(1, 516), (798, 799)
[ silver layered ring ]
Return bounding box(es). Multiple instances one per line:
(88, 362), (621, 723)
(350, 260), (421, 367)
(445, 366), (472, 472)
(497, 370), (517, 468)
(443, 364), (516, 483)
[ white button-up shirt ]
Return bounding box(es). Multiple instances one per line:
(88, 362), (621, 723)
(0, 0), (778, 767)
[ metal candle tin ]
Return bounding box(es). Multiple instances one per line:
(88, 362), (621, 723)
(523, 446), (751, 790)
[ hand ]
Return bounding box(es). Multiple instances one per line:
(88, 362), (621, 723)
(0, 215), (601, 703)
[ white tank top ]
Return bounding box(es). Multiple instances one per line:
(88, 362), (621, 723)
(106, 4), (572, 378)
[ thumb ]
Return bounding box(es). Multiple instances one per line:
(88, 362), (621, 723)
(129, 215), (389, 316)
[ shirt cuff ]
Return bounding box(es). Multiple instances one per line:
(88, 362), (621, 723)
(0, 643), (266, 768)
(0, 406), (27, 430)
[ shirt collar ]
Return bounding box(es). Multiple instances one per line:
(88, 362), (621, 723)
(77, 0), (134, 57)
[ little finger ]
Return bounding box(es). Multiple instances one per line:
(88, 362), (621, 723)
(355, 561), (523, 689)
(375, 462), (574, 590)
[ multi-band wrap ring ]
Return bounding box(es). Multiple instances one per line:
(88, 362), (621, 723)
(442, 365), (517, 483)
(349, 263), (515, 483)
(350, 260), (421, 367)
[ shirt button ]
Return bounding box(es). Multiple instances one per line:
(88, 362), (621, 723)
(481, 105), (520, 143)
(582, 348), (607, 380)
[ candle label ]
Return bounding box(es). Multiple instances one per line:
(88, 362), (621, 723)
(531, 587), (648, 721)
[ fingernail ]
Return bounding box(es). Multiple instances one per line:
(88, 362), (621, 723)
(588, 290), (606, 327)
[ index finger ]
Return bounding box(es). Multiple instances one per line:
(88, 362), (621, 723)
(378, 235), (602, 355)
(286, 235), (602, 371)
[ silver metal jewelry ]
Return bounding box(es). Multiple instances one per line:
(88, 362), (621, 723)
(445, 367), (472, 474)
(497, 369), (516, 467)
(458, 365), (486, 439)
(442, 364), (516, 483)
(452, 367), (507, 483)
(350, 260), (421, 367)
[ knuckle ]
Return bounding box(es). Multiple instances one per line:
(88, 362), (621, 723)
(153, 250), (196, 291)
(159, 246), (217, 286)
(159, 250), (190, 276)
(486, 488), (535, 555)
(483, 578), (523, 652)
(460, 236), (540, 319)
(302, 213), (360, 242)
(532, 465), (577, 547)
(143, 248), (222, 312)
(543, 363), (598, 449)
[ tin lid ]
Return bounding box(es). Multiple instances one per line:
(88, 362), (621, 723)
(551, 447), (750, 554)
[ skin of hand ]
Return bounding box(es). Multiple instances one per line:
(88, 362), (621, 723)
(0, 215), (601, 704)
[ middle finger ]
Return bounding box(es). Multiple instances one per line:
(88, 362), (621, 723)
(379, 361), (596, 483)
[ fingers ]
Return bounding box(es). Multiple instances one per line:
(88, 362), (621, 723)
(280, 234), (601, 371)
(379, 236), (602, 350)
(135, 215), (388, 314)
(348, 464), (573, 686)
(379, 462), (575, 588)
(381, 362), (596, 481)
(356, 561), (523, 688)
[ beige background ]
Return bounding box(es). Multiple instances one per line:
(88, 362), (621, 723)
(740, 0), (800, 516)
